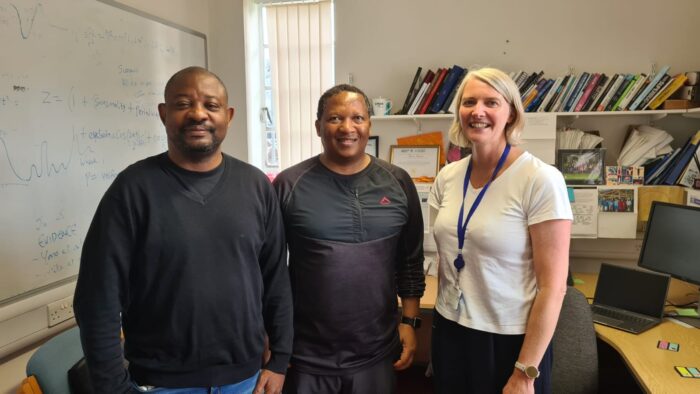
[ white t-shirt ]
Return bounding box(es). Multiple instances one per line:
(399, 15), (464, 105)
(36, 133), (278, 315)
(429, 152), (573, 334)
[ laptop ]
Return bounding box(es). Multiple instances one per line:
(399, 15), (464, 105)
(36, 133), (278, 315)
(590, 263), (670, 334)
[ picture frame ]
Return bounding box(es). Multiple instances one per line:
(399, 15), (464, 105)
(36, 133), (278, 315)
(557, 149), (606, 185)
(389, 145), (440, 180)
(365, 136), (379, 157)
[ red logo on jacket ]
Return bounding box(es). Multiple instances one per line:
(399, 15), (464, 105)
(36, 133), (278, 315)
(379, 196), (391, 205)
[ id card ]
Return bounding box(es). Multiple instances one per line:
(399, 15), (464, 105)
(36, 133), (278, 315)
(443, 285), (462, 310)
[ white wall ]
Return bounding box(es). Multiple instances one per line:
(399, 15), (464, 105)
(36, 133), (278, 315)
(335, 0), (700, 107)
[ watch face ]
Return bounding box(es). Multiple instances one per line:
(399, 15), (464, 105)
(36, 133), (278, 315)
(525, 366), (539, 379)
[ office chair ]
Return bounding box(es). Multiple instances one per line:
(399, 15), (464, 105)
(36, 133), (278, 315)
(551, 286), (599, 394)
(19, 326), (84, 394)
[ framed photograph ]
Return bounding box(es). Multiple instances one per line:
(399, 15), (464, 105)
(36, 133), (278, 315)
(389, 145), (440, 180)
(557, 149), (606, 185)
(365, 136), (379, 157)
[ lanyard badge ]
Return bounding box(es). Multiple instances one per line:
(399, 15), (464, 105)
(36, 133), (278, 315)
(454, 144), (511, 272)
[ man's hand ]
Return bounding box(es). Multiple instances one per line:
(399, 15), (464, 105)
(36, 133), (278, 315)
(393, 323), (417, 370)
(253, 369), (285, 394)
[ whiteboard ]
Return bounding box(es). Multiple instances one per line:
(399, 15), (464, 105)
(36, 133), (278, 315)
(0, 0), (206, 303)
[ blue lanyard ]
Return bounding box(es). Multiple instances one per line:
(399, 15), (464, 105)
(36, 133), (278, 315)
(454, 144), (511, 272)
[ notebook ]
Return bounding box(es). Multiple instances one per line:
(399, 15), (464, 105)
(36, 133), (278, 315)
(590, 263), (670, 334)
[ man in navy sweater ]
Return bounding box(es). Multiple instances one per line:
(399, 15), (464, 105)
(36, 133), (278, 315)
(74, 67), (292, 393)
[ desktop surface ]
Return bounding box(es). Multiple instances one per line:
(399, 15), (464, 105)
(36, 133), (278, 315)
(575, 272), (700, 394)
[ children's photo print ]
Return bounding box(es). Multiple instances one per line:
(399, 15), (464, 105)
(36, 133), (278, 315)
(557, 149), (606, 185)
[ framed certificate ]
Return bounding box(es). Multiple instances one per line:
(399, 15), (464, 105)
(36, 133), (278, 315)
(365, 136), (379, 157)
(389, 145), (440, 179)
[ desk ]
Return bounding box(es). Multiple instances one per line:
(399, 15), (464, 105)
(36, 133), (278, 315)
(574, 272), (700, 394)
(413, 274), (700, 393)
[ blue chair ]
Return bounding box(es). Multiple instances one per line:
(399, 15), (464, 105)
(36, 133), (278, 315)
(22, 326), (84, 394)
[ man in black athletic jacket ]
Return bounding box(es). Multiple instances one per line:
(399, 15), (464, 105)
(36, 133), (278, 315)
(274, 84), (425, 393)
(74, 67), (292, 393)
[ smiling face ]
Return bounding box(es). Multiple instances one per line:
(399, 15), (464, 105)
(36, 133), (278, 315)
(158, 70), (234, 169)
(315, 91), (371, 173)
(458, 78), (514, 149)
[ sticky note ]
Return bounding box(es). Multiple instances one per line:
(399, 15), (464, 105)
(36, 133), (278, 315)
(687, 367), (700, 378)
(675, 366), (693, 378)
(657, 340), (668, 350)
(668, 342), (679, 352)
(675, 308), (700, 317)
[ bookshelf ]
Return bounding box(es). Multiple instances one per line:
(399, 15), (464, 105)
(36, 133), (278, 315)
(373, 108), (700, 165)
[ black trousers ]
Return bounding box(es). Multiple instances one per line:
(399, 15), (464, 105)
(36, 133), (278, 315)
(283, 355), (396, 394)
(431, 311), (552, 394)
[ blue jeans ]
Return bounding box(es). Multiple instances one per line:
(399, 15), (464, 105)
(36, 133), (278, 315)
(131, 371), (260, 394)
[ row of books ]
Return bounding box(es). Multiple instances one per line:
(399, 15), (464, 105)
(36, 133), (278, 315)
(644, 129), (700, 187)
(512, 66), (689, 113)
(397, 65), (468, 115)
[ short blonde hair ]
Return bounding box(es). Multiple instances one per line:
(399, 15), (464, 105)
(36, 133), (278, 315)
(448, 67), (525, 148)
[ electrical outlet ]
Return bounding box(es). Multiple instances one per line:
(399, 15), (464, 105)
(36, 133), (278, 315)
(47, 295), (74, 327)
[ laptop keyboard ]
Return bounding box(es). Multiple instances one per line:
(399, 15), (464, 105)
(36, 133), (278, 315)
(591, 305), (653, 325)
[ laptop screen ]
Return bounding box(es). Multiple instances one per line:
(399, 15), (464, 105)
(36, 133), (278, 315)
(594, 263), (670, 318)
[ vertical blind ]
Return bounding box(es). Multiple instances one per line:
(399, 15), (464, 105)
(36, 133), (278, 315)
(266, 0), (333, 169)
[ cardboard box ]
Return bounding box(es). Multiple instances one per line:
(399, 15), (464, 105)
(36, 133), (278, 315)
(662, 99), (700, 110)
(637, 186), (686, 231)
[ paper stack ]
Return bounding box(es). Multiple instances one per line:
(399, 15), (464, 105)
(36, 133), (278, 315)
(557, 128), (604, 149)
(617, 125), (673, 167)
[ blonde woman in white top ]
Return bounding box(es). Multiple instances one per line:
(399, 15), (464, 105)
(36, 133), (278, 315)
(429, 67), (573, 394)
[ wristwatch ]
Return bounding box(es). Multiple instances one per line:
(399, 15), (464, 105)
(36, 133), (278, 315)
(400, 316), (422, 329)
(514, 361), (540, 379)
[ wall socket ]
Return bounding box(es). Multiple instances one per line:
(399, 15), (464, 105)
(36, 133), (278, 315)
(47, 295), (74, 327)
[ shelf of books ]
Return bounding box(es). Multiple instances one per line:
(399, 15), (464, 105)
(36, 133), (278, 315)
(394, 66), (700, 118)
(375, 108), (692, 121)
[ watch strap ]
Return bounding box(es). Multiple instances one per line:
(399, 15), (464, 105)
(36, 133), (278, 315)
(514, 361), (540, 379)
(400, 316), (422, 328)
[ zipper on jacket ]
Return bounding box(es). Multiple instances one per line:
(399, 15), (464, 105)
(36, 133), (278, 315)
(353, 188), (363, 241)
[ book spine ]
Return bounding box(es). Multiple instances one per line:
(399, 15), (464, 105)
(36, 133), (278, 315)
(408, 81), (429, 115)
(554, 74), (580, 112)
(661, 131), (700, 184)
(526, 78), (553, 112)
(399, 67), (423, 115)
(603, 74), (631, 111)
(519, 71), (541, 95)
(545, 75), (571, 112)
(629, 65), (670, 111)
(582, 74), (608, 112)
(618, 74), (646, 111)
(419, 68), (447, 114)
(439, 69), (468, 113)
(677, 148), (700, 187)
(647, 147), (681, 184)
(597, 75), (624, 111)
(640, 74), (672, 110)
(429, 65), (464, 113)
(574, 73), (601, 112)
(609, 74), (636, 111)
(648, 74), (689, 110)
(564, 72), (590, 111)
(537, 76), (564, 112)
(591, 74), (617, 111)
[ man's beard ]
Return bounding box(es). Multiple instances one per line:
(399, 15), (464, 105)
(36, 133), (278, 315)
(173, 127), (221, 156)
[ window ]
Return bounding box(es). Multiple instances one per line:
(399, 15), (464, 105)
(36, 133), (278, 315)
(245, 0), (334, 174)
